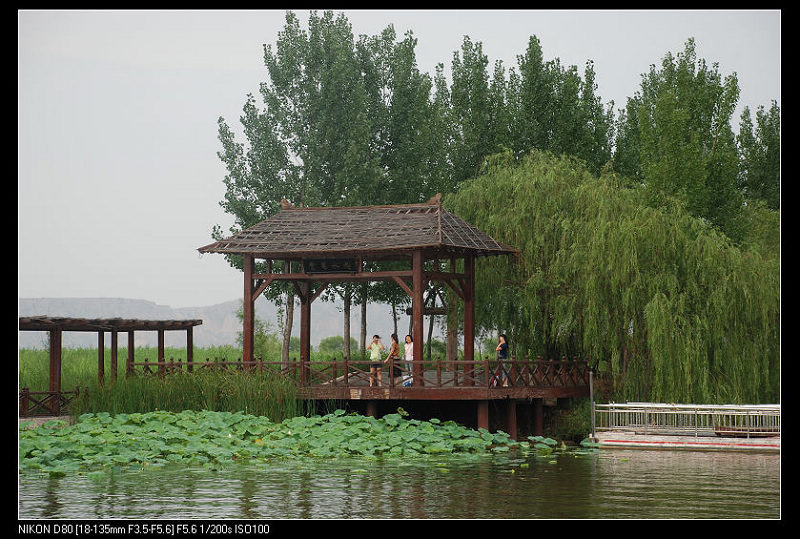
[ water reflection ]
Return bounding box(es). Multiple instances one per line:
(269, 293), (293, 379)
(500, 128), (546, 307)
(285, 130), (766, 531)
(19, 450), (779, 519)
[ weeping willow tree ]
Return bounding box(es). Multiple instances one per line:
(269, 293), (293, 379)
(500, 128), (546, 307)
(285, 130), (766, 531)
(446, 150), (779, 404)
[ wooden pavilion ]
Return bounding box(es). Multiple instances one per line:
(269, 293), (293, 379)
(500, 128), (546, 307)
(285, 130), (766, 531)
(199, 195), (590, 436)
(198, 195), (514, 377)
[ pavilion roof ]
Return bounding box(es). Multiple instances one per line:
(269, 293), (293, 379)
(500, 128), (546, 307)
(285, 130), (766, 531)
(198, 196), (515, 259)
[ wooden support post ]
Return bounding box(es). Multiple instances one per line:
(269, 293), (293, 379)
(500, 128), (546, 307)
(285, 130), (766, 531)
(299, 281), (311, 385)
(243, 254), (255, 364)
(49, 329), (62, 415)
(187, 326), (194, 373)
(366, 401), (377, 418)
(533, 398), (544, 436)
(127, 331), (135, 377)
(477, 400), (489, 431)
(158, 329), (165, 375)
(506, 399), (517, 440)
(111, 330), (118, 382)
(412, 250), (425, 386)
(463, 254), (475, 386)
(97, 331), (104, 385)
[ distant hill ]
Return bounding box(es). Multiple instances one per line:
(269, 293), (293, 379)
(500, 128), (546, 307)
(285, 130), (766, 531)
(18, 297), (421, 350)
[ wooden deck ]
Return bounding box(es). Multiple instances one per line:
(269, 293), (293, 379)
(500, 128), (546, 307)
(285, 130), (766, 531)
(138, 356), (593, 402)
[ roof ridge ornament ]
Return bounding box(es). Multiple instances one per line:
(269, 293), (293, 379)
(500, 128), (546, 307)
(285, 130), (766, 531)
(427, 193), (442, 206)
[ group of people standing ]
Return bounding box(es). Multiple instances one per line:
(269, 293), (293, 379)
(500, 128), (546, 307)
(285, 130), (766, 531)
(365, 332), (511, 388)
(367, 333), (414, 387)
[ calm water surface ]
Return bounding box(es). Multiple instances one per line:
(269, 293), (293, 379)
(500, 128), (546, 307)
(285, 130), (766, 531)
(19, 449), (780, 519)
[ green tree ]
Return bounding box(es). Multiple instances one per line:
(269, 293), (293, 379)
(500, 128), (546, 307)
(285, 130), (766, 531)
(507, 36), (613, 174)
(613, 38), (744, 240)
(737, 101), (781, 210)
(217, 11), (381, 363)
(447, 150), (779, 404)
(450, 37), (496, 183)
(317, 335), (359, 357)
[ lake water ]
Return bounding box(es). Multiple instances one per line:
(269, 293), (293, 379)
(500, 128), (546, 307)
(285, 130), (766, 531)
(19, 449), (780, 520)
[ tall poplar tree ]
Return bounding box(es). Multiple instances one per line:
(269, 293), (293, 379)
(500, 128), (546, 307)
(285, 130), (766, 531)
(613, 38), (744, 240)
(737, 101), (781, 210)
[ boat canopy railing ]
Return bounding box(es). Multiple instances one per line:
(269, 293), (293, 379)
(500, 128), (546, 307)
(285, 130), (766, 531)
(592, 402), (781, 438)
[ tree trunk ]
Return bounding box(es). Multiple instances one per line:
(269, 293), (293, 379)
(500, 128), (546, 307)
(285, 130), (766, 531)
(426, 295), (435, 360)
(282, 289), (294, 369)
(344, 286), (351, 361)
(391, 301), (398, 337)
(360, 284), (368, 353)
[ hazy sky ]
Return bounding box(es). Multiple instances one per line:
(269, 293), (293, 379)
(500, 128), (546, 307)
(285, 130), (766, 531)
(18, 9), (781, 309)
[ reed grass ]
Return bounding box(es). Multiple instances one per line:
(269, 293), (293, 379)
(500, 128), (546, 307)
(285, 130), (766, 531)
(19, 346), (304, 420)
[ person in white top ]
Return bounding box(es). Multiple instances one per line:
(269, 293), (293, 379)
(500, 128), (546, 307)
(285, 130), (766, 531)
(402, 334), (414, 387)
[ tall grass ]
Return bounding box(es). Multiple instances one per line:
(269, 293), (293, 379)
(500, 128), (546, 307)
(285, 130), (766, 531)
(72, 370), (303, 421)
(19, 346), (303, 421)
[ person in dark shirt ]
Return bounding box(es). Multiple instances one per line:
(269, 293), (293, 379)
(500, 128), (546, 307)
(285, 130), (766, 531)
(495, 334), (509, 387)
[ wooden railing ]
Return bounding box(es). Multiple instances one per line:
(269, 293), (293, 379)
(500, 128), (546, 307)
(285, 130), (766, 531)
(19, 386), (84, 417)
(123, 355), (591, 389)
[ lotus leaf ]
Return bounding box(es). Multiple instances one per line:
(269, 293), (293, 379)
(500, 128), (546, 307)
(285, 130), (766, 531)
(18, 409), (567, 476)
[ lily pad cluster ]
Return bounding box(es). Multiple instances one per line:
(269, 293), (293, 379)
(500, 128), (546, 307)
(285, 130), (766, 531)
(19, 409), (553, 477)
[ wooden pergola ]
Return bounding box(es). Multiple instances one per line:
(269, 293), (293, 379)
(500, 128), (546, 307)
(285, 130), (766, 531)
(198, 195), (516, 386)
(19, 316), (202, 416)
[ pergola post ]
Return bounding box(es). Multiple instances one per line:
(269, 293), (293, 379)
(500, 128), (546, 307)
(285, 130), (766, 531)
(157, 329), (165, 375)
(127, 331), (135, 377)
(111, 330), (118, 382)
(49, 329), (62, 415)
(187, 326), (194, 372)
(243, 254), (255, 364)
(412, 250), (425, 386)
(97, 331), (104, 385)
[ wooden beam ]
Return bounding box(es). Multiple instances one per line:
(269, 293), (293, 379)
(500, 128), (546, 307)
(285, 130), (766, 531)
(392, 276), (413, 298)
(254, 270), (413, 282)
(442, 278), (465, 301)
(309, 281), (330, 304)
(252, 275), (275, 303)
(243, 254), (255, 364)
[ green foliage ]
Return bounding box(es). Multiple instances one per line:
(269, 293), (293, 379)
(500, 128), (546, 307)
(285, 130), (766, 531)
(19, 409), (530, 476)
(447, 150), (779, 404)
(317, 335), (359, 357)
(612, 38), (758, 242)
(737, 101), (781, 210)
